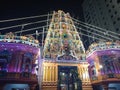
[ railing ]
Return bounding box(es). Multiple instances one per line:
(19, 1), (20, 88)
(90, 73), (120, 84)
(0, 72), (37, 81)
(86, 41), (120, 57)
(43, 59), (87, 64)
(0, 35), (39, 47)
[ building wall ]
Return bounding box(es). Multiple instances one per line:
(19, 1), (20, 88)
(82, 0), (120, 40)
(0, 42), (40, 90)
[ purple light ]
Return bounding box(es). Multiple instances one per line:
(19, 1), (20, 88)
(0, 42), (40, 74)
(87, 49), (120, 77)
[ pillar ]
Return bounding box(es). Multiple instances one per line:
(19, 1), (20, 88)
(43, 66), (46, 81)
(55, 65), (58, 82)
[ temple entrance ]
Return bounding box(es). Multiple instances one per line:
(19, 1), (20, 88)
(58, 66), (82, 90)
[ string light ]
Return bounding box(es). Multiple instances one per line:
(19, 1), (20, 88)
(0, 14), (52, 23)
(0, 12), (119, 45)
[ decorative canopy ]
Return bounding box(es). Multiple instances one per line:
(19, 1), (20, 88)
(43, 10), (85, 61)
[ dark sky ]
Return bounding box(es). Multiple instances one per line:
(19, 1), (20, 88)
(0, 0), (85, 47)
(0, 0), (84, 35)
(0, 0), (84, 20)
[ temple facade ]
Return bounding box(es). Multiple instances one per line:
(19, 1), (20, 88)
(40, 10), (120, 90)
(40, 10), (92, 90)
(0, 10), (120, 90)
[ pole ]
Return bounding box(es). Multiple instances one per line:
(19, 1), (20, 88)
(36, 30), (39, 40)
(20, 25), (24, 36)
(47, 13), (49, 30)
(42, 27), (45, 48)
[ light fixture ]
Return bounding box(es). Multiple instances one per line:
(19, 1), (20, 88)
(99, 65), (103, 69)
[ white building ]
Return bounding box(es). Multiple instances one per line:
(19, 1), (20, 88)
(82, 0), (120, 42)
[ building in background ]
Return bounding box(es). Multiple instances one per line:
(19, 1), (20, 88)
(82, 0), (120, 43)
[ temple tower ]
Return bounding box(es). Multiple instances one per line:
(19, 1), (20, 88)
(41, 10), (93, 90)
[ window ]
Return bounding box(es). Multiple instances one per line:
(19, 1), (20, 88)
(110, 0), (112, 3)
(113, 21), (116, 24)
(94, 14), (96, 17)
(116, 28), (119, 32)
(104, 22), (107, 25)
(117, 0), (120, 3)
(106, 4), (109, 7)
(97, 23), (99, 26)
(108, 9), (111, 13)
(112, 5), (115, 8)
(106, 28), (108, 30)
(111, 15), (113, 18)
(115, 11), (117, 15)
(117, 17), (120, 21)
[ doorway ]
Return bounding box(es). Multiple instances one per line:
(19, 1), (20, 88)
(58, 66), (82, 90)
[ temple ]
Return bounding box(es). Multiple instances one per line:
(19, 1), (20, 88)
(0, 10), (120, 90)
(41, 10), (92, 90)
(40, 10), (120, 90)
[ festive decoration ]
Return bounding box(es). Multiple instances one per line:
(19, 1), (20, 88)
(87, 40), (120, 85)
(0, 33), (40, 90)
(0, 32), (39, 47)
(43, 10), (85, 61)
(41, 10), (91, 90)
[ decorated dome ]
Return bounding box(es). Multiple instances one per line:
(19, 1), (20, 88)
(43, 10), (85, 61)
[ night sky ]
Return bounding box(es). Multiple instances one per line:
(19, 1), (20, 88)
(0, 0), (84, 20)
(0, 0), (85, 47)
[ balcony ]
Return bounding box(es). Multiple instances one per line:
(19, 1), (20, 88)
(86, 41), (120, 57)
(0, 34), (39, 47)
(0, 72), (37, 83)
(90, 73), (120, 84)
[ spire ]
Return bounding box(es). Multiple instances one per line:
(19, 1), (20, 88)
(43, 10), (85, 61)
